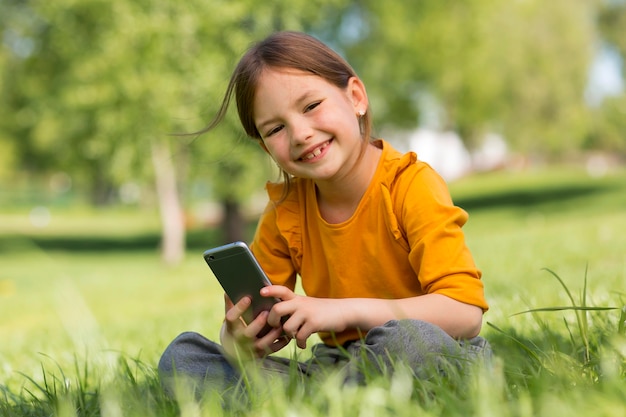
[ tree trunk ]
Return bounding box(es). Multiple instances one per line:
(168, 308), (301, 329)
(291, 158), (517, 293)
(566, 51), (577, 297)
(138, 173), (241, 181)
(151, 138), (185, 265)
(221, 197), (246, 243)
(90, 164), (116, 206)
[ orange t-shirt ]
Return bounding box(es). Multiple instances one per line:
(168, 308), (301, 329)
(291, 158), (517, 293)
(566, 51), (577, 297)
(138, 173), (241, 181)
(251, 140), (488, 346)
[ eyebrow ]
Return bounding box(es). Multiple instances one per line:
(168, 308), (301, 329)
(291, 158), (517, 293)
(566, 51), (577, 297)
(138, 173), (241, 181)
(256, 117), (278, 135)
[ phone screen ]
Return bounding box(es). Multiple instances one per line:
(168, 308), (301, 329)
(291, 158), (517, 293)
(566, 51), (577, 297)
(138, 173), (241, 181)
(203, 242), (278, 334)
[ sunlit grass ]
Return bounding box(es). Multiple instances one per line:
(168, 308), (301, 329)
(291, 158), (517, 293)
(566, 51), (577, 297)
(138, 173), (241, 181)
(0, 246), (222, 391)
(0, 166), (625, 416)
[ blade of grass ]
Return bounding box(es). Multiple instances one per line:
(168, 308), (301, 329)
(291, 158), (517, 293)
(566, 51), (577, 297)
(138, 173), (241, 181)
(619, 306), (626, 335)
(562, 318), (581, 361)
(540, 268), (591, 363)
(511, 306), (617, 316)
(541, 268), (577, 307)
(581, 264), (589, 362)
(486, 322), (544, 366)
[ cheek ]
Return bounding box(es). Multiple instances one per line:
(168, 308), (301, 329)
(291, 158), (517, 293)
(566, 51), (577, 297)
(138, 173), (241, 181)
(320, 104), (358, 131)
(263, 140), (288, 162)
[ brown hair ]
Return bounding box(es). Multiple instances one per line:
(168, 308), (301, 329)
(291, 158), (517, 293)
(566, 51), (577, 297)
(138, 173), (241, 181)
(200, 31), (373, 194)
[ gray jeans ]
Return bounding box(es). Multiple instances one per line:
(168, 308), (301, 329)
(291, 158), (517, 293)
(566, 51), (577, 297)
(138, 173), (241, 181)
(158, 319), (491, 397)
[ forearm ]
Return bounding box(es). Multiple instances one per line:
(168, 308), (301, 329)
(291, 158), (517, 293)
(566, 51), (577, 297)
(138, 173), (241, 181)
(341, 294), (483, 339)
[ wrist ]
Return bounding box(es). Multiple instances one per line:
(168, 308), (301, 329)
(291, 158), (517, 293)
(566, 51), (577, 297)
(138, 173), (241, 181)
(219, 321), (237, 359)
(219, 321), (258, 365)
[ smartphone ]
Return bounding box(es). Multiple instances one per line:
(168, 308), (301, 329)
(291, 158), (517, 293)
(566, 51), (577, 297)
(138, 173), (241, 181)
(203, 241), (279, 337)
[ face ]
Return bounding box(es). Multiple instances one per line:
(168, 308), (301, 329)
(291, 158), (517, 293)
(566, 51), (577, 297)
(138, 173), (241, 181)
(253, 68), (368, 182)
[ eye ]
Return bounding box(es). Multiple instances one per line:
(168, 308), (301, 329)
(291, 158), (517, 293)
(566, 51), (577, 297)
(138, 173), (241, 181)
(265, 124), (284, 138)
(305, 101), (321, 112)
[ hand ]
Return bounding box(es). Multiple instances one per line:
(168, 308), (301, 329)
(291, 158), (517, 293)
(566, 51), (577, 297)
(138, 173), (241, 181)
(221, 294), (291, 361)
(261, 286), (350, 349)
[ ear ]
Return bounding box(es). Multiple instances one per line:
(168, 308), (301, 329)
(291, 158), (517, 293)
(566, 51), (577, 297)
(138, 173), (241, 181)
(347, 76), (368, 115)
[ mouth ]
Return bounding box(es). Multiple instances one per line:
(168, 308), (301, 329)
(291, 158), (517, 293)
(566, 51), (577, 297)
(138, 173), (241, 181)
(298, 140), (332, 162)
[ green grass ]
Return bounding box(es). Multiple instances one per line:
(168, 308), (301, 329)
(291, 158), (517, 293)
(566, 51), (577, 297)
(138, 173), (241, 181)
(1, 166), (625, 416)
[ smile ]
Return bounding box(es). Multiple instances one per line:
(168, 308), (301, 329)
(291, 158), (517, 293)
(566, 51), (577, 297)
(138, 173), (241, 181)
(299, 140), (331, 161)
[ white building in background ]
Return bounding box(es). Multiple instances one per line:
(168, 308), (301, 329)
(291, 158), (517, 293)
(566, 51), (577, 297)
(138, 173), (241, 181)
(470, 132), (509, 172)
(407, 129), (471, 181)
(387, 128), (508, 182)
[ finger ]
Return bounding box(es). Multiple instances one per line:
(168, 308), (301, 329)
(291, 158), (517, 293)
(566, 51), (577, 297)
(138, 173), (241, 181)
(266, 297), (298, 327)
(297, 338), (307, 349)
(255, 326), (289, 355)
(223, 293), (234, 314)
(260, 285), (296, 300)
(225, 296), (251, 324)
(280, 313), (304, 340)
(296, 326), (312, 349)
(267, 304), (290, 328)
(245, 310), (274, 339)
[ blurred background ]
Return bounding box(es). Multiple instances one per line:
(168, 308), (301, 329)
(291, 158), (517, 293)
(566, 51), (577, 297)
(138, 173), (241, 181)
(1, 0), (625, 265)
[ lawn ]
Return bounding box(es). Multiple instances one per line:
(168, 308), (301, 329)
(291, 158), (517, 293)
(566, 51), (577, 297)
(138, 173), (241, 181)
(0, 166), (625, 416)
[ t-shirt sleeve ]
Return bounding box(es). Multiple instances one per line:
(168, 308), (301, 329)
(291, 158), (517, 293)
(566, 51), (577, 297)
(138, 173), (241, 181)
(249, 187), (298, 291)
(397, 164), (488, 311)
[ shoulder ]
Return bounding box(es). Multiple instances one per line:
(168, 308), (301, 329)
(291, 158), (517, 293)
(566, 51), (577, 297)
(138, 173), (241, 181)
(258, 179), (307, 270)
(376, 139), (437, 189)
(265, 177), (307, 207)
(261, 178), (310, 231)
(375, 140), (455, 218)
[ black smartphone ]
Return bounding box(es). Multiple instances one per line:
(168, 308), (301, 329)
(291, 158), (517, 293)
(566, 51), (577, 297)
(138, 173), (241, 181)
(203, 241), (279, 337)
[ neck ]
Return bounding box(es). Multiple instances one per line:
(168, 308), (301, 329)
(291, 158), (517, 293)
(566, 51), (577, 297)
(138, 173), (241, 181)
(315, 142), (382, 223)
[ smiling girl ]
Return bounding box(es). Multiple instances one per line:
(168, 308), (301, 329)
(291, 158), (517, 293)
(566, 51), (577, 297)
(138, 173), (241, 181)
(159, 31), (490, 396)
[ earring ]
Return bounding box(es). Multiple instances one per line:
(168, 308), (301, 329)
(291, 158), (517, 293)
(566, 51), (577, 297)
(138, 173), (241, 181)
(357, 109), (366, 117)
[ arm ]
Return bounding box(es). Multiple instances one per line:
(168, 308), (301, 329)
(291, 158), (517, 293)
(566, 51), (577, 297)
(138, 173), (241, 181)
(263, 286), (482, 349)
(336, 294), (483, 338)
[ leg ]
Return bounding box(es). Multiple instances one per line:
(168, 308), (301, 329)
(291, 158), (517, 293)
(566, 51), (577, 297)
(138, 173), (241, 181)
(345, 319), (492, 381)
(158, 332), (240, 398)
(158, 331), (305, 399)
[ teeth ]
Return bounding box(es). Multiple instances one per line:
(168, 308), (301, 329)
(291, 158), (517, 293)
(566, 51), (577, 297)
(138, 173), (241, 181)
(302, 143), (327, 160)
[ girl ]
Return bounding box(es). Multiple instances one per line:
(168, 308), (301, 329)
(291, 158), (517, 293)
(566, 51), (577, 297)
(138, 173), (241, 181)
(159, 31), (490, 395)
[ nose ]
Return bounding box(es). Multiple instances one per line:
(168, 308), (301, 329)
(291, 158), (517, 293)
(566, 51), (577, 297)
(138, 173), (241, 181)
(289, 116), (314, 146)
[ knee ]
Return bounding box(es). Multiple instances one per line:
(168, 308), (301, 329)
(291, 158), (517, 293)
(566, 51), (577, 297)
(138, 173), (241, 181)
(158, 331), (217, 375)
(368, 319), (448, 342)
(158, 332), (190, 375)
(158, 331), (232, 398)
(365, 319), (459, 357)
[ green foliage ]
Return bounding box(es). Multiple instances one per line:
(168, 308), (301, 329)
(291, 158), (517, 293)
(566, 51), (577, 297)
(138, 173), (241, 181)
(3, 0), (625, 198)
(0, 0), (352, 204)
(588, 95), (626, 153)
(511, 267), (622, 370)
(598, 0), (626, 59)
(335, 0), (597, 153)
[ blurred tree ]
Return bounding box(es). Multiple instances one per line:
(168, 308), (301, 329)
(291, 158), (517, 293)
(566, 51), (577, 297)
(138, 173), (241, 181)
(0, 2), (16, 181)
(492, 0), (596, 155)
(592, 0), (626, 155)
(331, 0), (596, 155)
(598, 0), (626, 58)
(2, 0), (623, 266)
(0, 0), (350, 264)
(588, 96), (626, 154)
